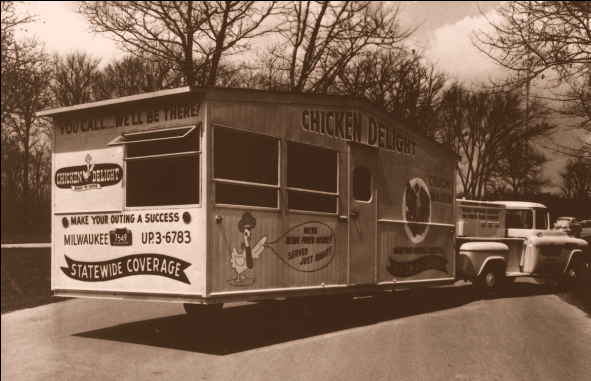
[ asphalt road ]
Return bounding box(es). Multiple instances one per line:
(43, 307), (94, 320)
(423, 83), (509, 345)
(2, 278), (590, 381)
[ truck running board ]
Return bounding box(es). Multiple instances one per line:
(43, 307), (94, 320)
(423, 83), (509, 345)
(506, 272), (531, 277)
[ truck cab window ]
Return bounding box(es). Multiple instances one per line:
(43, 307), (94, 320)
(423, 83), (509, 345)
(214, 126), (279, 208)
(287, 141), (338, 213)
(506, 209), (533, 229)
(124, 126), (200, 207)
(535, 209), (549, 230)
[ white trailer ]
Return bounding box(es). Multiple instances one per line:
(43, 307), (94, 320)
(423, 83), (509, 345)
(38, 87), (460, 319)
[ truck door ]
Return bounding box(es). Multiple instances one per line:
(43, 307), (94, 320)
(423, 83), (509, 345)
(348, 144), (377, 285)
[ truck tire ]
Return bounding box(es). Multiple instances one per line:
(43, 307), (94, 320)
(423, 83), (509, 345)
(560, 259), (585, 289)
(475, 265), (504, 297)
(183, 303), (223, 323)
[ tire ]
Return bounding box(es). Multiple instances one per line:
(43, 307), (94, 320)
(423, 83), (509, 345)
(560, 259), (584, 289)
(475, 264), (504, 297)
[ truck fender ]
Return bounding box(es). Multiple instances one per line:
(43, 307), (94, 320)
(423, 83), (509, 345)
(564, 250), (587, 274)
(476, 257), (507, 277)
(457, 242), (508, 279)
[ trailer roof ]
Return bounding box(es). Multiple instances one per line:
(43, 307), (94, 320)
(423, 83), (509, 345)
(36, 86), (460, 161)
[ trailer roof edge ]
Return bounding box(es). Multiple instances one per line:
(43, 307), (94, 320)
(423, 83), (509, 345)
(36, 86), (199, 117)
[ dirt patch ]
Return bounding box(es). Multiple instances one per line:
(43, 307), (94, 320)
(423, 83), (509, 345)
(1, 248), (70, 314)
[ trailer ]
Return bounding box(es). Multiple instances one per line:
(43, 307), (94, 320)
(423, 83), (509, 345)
(38, 87), (460, 317)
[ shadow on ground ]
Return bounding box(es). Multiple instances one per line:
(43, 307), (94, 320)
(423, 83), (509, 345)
(74, 281), (585, 356)
(1, 248), (71, 314)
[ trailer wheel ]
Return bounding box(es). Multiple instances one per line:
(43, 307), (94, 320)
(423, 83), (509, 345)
(183, 303), (223, 323)
(475, 264), (504, 297)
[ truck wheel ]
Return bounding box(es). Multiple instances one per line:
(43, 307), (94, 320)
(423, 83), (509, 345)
(560, 259), (584, 288)
(475, 266), (503, 297)
(184, 303), (223, 323)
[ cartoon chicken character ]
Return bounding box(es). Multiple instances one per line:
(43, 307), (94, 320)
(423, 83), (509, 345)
(83, 154), (94, 181)
(230, 212), (267, 284)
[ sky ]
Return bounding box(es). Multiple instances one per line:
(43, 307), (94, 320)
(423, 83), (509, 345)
(13, 1), (584, 193)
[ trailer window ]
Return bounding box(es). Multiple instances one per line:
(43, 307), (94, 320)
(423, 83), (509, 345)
(214, 127), (279, 208)
(125, 126), (200, 207)
(506, 209), (533, 229)
(287, 141), (338, 213)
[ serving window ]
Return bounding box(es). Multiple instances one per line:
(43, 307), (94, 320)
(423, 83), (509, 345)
(113, 125), (200, 207)
(287, 141), (338, 213)
(213, 126), (279, 208)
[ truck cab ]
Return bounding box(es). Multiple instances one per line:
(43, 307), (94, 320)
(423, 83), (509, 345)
(456, 201), (588, 295)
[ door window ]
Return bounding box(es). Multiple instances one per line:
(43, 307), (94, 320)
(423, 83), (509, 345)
(353, 167), (371, 201)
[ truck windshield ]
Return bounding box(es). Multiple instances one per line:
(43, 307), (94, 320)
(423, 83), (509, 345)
(506, 209), (533, 229)
(535, 209), (549, 230)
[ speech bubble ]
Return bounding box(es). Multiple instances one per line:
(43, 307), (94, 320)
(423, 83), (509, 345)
(265, 221), (335, 272)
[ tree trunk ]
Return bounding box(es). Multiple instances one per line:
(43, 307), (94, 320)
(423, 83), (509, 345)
(21, 135), (30, 229)
(206, 2), (230, 86)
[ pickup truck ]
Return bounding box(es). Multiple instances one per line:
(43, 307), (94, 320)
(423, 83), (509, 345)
(456, 201), (589, 295)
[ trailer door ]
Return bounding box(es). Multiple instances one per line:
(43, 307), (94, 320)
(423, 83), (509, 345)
(348, 144), (377, 285)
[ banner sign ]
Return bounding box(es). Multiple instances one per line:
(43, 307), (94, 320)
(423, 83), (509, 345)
(61, 254), (191, 284)
(386, 255), (448, 278)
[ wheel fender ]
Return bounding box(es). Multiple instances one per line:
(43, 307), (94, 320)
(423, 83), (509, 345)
(564, 250), (586, 274)
(476, 257), (506, 277)
(458, 242), (508, 279)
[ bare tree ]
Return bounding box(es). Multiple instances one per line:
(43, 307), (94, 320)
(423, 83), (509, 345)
(474, 1), (591, 156)
(1, 128), (22, 232)
(487, 143), (551, 198)
(337, 49), (447, 136)
(437, 84), (556, 200)
(259, 1), (414, 93)
(74, 1), (280, 86)
(559, 157), (591, 201)
(2, 38), (52, 224)
(1, 1), (38, 124)
(92, 54), (184, 100)
(51, 50), (101, 107)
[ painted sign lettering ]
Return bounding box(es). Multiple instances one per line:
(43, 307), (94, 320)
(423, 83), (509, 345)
(266, 221), (335, 272)
(61, 254), (191, 284)
(300, 110), (417, 155)
(64, 212), (180, 225)
(57, 102), (201, 135)
(55, 154), (122, 190)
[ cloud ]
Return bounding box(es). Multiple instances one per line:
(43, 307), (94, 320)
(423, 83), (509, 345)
(426, 9), (506, 85)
